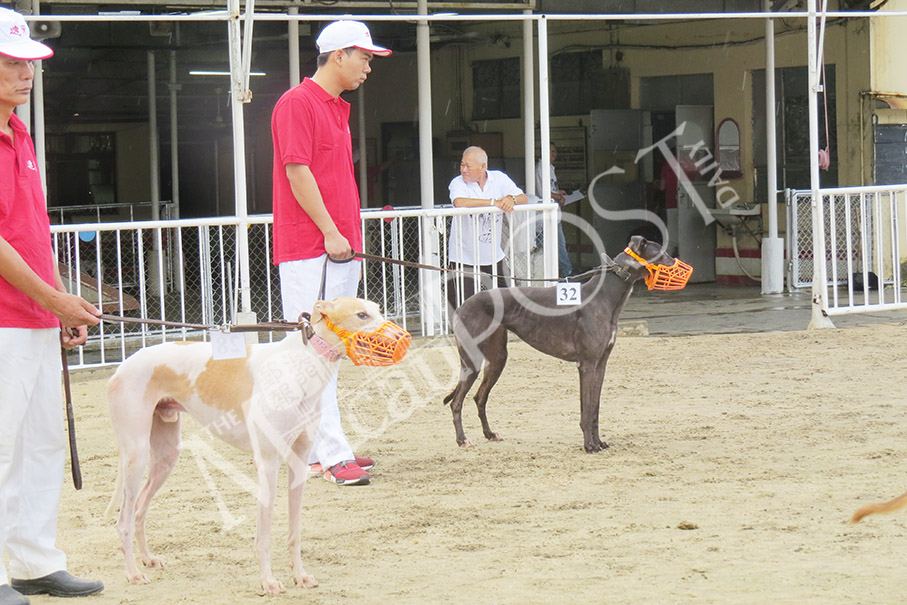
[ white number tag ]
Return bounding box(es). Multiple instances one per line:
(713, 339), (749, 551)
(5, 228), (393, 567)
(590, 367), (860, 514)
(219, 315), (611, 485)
(556, 282), (582, 306)
(210, 330), (247, 360)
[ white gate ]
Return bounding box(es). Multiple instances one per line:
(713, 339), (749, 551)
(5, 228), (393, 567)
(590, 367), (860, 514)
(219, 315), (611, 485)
(792, 185), (907, 315)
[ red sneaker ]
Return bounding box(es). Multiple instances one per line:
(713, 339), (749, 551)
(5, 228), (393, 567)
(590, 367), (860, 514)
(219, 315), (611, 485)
(354, 456), (375, 471)
(323, 461), (370, 486)
(309, 456), (374, 475)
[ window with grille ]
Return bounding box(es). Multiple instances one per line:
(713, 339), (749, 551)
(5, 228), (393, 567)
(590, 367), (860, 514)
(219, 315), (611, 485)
(551, 51), (629, 115)
(472, 57), (521, 120)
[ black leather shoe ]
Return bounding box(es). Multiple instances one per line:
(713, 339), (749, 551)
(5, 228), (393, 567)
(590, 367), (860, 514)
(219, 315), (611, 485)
(11, 571), (103, 598)
(0, 585), (29, 605)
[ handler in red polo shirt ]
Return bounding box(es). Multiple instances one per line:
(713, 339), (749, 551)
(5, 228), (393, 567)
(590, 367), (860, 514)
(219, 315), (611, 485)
(271, 20), (391, 486)
(0, 7), (103, 603)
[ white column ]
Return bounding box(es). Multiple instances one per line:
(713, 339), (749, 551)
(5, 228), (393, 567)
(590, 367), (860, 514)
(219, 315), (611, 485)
(807, 0), (834, 328)
(417, 0), (441, 335)
(148, 51), (160, 222)
(31, 0), (46, 196)
(228, 0), (255, 328)
(358, 86), (368, 208)
(523, 10), (535, 197)
(288, 7), (300, 87)
(538, 15), (557, 280)
(762, 0), (784, 293)
(169, 50), (180, 220)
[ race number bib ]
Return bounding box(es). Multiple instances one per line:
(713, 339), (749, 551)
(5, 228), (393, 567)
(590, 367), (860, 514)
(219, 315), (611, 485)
(210, 330), (247, 360)
(556, 282), (581, 306)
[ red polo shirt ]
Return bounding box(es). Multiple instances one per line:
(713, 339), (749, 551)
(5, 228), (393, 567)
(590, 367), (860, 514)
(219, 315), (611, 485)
(0, 113), (57, 328)
(271, 78), (363, 264)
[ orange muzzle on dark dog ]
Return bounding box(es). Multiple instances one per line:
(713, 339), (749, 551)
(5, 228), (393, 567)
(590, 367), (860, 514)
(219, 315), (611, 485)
(623, 247), (694, 291)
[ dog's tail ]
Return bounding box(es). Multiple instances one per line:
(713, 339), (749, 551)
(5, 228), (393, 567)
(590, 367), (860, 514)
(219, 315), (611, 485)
(442, 391), (454, 406)
(851, 490), (907, 523)
(103, 464), (123, 522)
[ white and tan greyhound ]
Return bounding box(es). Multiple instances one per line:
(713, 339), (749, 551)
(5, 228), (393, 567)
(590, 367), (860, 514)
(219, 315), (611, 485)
(105, 297), (398, 594)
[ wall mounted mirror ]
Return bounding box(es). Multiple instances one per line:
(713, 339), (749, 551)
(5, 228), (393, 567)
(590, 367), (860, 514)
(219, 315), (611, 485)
(716, 118), (742, 179)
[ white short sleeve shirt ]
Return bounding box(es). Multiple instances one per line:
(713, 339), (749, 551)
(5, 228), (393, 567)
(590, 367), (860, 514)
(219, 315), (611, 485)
(447, 170), (524, 265)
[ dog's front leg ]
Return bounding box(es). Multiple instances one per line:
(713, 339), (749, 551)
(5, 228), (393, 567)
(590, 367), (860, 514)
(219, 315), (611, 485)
(578, 358), (609, 453)
(253, 449), (285, 595)
(286, 437), (317, 589)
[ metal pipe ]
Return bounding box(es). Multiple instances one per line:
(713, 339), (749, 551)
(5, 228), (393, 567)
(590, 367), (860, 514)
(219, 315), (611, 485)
(32, 0), (47, 196)
(288, 6), (300, 86)
(538, 15), (556, 280)
(358, 85), (368, 208)
(417, 0), (440, 336)
(228, 0), (253, 319)
(523, 9), (535, 198)
(761, 0), (784, 294)
(169, 50), (180, 219)
(807, 0), (834, 328)
(765, 3), (778, 241)
(148, 51), (160, 222)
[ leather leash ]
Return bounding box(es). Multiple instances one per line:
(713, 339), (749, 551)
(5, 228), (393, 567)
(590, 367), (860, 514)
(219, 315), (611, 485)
(60, 344), (82, 490)
(352, 251), (612, 284)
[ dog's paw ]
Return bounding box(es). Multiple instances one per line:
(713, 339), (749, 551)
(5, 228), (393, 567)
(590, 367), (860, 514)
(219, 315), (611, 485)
(457, 439), (474, 448)
(260, 576), (286, 595)
(485, 432), (503, 442)
(294, 573), (318, 589)
(141, 555), (165, 569)
(126, 571), (150, 585)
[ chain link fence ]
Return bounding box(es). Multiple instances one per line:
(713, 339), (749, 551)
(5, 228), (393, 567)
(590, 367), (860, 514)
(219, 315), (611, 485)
(54, 204), (557, 368)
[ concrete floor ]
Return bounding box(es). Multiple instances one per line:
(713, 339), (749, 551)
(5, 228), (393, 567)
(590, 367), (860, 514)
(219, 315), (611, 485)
(621, 283), (907, 336)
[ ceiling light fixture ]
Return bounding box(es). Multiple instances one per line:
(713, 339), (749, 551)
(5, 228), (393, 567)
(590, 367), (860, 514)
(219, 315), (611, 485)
(188, 70), (266, 77)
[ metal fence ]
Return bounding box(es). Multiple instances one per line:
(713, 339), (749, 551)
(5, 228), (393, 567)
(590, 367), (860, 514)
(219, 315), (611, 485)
(54, 203), (558, 369)
(788, 185), (907, 315)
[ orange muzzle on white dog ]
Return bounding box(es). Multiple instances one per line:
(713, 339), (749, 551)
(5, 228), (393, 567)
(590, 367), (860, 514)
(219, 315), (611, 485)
(623, 247), (693, 291)
(323, 317), (412, 366)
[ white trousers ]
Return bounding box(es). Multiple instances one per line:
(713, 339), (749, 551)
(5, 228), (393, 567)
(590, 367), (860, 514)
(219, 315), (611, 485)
(278, 256), (361, 467)
(0, 328), (67, 585)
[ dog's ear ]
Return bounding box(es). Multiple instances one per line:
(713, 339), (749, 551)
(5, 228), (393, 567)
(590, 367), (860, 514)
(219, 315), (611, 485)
(600, 252), (613, 266)
(311, 300), (333, 323)
(629, 234), (646, 253)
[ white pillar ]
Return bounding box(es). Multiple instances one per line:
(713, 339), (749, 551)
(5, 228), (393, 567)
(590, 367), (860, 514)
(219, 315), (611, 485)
(288, 7), (300, 87)
(148, 51), (160, 222)
(169, 50), (180, 220)
(417, 0), (441, 335)
(31, 0), (47, 196)
(523, 10), (535, 198)
(807, 0), (834, 329)
(761, 1), (784, 294)
(537, 15), (557, 280)
(228, 0), (254, 328)
(358, 86), (368, 208)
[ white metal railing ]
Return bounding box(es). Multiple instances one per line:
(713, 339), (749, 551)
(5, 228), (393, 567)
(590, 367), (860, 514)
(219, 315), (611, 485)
(53, 203), (558, 369)
(795, 185), (907, 316)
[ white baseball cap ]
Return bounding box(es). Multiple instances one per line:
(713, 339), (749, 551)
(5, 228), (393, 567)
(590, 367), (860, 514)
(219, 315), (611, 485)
(0, 7), (53, 60)
(316, 20), (391, 57)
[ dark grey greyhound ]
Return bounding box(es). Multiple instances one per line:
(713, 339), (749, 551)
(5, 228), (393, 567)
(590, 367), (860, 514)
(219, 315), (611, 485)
(442, 236), (690, 453)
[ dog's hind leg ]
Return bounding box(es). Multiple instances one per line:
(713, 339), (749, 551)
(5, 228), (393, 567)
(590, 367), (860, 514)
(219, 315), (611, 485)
(114, 432), (153, 584)
(286, 436), (318, 589)
(472, 326), (507, 442)
(108, 381), (155, 584)
(578, 356), (609, 453)
(443, 351), (482, 447)
(134, 409), (182, 571)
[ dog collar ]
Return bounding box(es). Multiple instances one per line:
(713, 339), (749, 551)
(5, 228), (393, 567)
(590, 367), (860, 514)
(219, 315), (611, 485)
(309, 334), (342, 362)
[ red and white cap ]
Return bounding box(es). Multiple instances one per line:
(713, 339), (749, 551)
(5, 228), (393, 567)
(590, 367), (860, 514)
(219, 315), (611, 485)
(0, 7), (52, 60)
(316, 20), (391, 57)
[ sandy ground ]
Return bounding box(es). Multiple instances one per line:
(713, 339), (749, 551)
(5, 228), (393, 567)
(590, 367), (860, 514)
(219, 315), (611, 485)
(24, 322), (907, 604)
